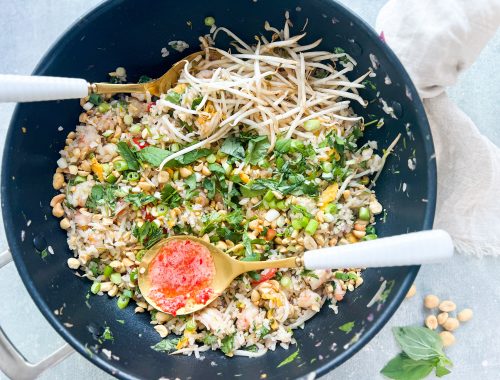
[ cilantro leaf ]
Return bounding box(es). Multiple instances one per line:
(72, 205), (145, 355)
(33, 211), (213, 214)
(85, 184), (118, 211)
(151, 337), (179, 352)
(161, 184), (182, 208)
(133, 221), (164, 249)
(301, 269), (319, 279)
(137, 146), (211, 168)
(221, 334), (235, 355)
(124, 193), (157, 208)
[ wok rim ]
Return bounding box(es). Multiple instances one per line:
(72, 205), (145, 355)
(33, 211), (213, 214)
(1, 1), (436, 379)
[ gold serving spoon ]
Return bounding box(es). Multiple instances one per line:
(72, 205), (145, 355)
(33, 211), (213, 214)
(138, 230), (453, 315)
(0, 51), (208, 102)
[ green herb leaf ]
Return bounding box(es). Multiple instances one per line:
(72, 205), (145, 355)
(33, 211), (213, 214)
(220, 137), (245, 159)
(133, 221), (164, 249)
(161, 184), (182, 208)
(85, 184), (118, 211)
(116, 142), (140, 171)
(165, 91), (181, 105)
(258, 325), (270, 338)
(393, 326), (445, 361)
(203, 177), (216, 199)
(203, 333), (218, 346)
(124, 193), (157, 208)
(300, 269), (319, 279)
(39, 248), (49, 260)
(221, 334), (235, 355)
(380, 353), (436, 380)
(275, 138), (292, 153)
(138, 75), (152, 83)
(191, 96), (203, 110)
(151, 337), (179, 352)
(208, 163), (226, 176)
(339, 321), (355, 334)
(184, 174), (197, 190)
(100, 326), (114, 342)
(137, 146), (211, 168)
(245, 135), (270, 165)
(277, 348), (299, 368)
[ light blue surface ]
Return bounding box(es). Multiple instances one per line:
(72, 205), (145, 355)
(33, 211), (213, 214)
(0, 1), (498, 379)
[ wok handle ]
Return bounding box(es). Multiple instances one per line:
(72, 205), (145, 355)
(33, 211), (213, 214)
(303, 230), (454, 269)
(0, 74), (89, 102)
(0, 249), (74, 380)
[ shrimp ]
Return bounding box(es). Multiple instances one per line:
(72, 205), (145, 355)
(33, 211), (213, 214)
(197, 307), (226, 333)
(297, 289), (321, 312)
(306, 269), (331, 290)
(236, 302), (259, 331)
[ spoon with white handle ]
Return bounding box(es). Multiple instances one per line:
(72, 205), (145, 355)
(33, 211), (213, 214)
(138, 229), (453, 315)
(0, 51), (209, 103)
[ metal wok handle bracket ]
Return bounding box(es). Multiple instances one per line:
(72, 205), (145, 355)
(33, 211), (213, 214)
(0, 249), (74, 379)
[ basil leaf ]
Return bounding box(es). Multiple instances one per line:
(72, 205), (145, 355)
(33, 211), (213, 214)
(151, 337), (179, 352)
(116, 142), (140, 171)
(435, 363), (451, 378)
(277, 349), (299, 368)
(207, 163), (226, 176)
(137, 146), (171, 167)
(204, 177), (216, 199)
(138, 146), (211, 168)
(275, 138), (292, 153)
(161, 184), (182, 208)
(380, 353), (435, 380)
(393, 326), (444, 361)
(220, 137), (245, 159)
(245, 135), (270, 165)
(124, 193), (157, 208)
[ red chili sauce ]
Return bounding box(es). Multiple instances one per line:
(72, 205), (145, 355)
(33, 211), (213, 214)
(148, 239), (215, 315)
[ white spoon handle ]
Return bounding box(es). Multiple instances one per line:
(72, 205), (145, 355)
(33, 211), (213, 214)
(0, 74), (89, 102)
(303, 230), (453, 269)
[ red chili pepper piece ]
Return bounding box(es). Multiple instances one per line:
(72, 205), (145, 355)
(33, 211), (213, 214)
(265, 228), (277, 241)
(146, 102), (156, 112)
(251, 268), (277, 286)
(132, 137), (149, 150)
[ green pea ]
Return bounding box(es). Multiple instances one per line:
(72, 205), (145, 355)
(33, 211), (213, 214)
(204, 16), (215, 26)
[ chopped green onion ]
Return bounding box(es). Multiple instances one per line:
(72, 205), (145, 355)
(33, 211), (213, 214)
(280, 276), (291, 288)
(360, 176), (370, 185)
(322, 162), (333, 173)
(156, 204), (168, 216)
(130, 268), (138, 283)
(90, 281), (101, 294)
(110, 272), (122, 284)
(299, 216), (310, 228)
(113, 160), (128, 172)
(206, 154), (217, 164)
(73, 175), (86, 185)
(122, 289), (133, 298)
(102, 130), (113, 138)
(359, 207), (370, 221)
(126, 172), (140, 182)
(136, 250), (146, 261)
(325, 203), (338, 214)
(204, 16), (215, 26)
(304, 119), (321, 131)
(276, 200), (287, 210)
(186, 319), (197, 331)
(366, 225), (376, 235)
(290, 140), (304, 151)
(123, 114), (133, 126)
(117, 295), (130, 309)
(305, 219), (319, 235)
(165, 91), (181, 105)
(88, 94), (103, 106)
(292, 219), (304, 230)
(276, 156), (285, 169)
(97, 102), (111, 113)
(263, 190), (275, 203)
(363, 234), (378, 241)
(103, 265), (113, 278)
(170, 143), (180, 152)
(129, 123), (141, 134)
(106, 174), (117, 184)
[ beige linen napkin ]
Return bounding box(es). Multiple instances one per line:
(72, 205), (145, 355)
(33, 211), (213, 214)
(376, 0), (500, 256)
